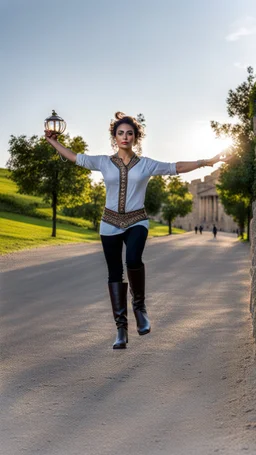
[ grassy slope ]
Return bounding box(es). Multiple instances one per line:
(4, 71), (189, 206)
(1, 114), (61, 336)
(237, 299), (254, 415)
(0, 211), (100, 254)
(0, 168), (185, 255)
(0, 169), (43, 204)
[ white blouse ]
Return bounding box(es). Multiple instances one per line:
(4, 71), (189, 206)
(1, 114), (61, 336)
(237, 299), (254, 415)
(76, 153), (177, 236)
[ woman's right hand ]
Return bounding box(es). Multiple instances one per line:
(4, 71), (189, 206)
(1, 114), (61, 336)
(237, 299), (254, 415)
(44, 130), (58, 143)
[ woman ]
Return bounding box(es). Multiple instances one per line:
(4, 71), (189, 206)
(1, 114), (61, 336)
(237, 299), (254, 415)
(45, 111), (231, 349)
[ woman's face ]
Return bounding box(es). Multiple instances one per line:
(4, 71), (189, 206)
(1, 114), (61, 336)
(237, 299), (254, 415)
(115, 123), (136, 151)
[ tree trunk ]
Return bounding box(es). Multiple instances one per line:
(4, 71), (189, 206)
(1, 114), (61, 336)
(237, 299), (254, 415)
(168, 220), (172, 235)
(239, 223), (244, 239)
(52, 170), (58, 238)
(93, 218), (98, 231)
(52, 191), (57, 237)
(247, 205), (251, 242)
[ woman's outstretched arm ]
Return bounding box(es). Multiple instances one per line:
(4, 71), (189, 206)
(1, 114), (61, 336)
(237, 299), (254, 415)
(176, 151), (233, 174)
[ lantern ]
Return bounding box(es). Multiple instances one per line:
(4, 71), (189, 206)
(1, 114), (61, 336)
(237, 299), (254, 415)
(44, 110), (66, 135)
(44, 110), (67, 161)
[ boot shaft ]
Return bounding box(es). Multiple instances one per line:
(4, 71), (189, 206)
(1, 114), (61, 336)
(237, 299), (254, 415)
(108, 282), (128, 329)
(127, 265), (145, 309)
(127, 265), (151, 335)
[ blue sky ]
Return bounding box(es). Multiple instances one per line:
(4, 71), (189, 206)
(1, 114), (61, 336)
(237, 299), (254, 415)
(1, 0), (255, 182)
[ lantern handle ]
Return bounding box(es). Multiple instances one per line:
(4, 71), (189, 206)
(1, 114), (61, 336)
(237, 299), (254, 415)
(45, 131), (68, 162)
(58, 151), (68, 162)
(53, 135), (68, 162)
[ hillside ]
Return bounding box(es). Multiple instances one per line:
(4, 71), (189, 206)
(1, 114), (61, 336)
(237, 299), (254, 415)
(0, 168), (184, 254)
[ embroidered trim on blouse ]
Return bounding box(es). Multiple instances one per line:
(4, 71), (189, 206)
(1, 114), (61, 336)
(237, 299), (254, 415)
(102, 207), (148, 229)
(110, 153), (140, 213)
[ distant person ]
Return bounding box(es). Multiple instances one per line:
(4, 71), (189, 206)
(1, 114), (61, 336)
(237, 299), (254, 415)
(45, 112), (231, 350)
(199, 225), (203, 234)
(195, 226), (198, 234)
(213, 224), (217, 238)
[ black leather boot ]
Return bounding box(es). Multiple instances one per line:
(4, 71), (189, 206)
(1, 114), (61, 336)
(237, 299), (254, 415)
(108, 282), (128, 349)
(127, 265), (151, 336)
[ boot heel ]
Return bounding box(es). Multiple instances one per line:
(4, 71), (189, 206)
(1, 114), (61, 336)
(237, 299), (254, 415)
(138, 327), (151, 336)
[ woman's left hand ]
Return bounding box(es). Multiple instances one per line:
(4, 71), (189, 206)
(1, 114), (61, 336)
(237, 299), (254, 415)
(209, 147), (234, 166)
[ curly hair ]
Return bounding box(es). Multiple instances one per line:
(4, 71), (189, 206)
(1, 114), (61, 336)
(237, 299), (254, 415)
(109, 111), (146, 155)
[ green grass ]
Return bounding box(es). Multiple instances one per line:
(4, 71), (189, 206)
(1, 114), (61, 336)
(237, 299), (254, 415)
(239, 233), (249, 242)
(35, 208), (93, 228)
(0, 169), (44, 205)
(148, 220), (185, 237)
(0, 212), (100, 255)
(0, 168), (93, 227)
(0, 168), (186, 255)
(0, 212), (186, 255)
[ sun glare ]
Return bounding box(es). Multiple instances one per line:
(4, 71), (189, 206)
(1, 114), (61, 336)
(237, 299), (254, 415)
(211, 136), (233, 154)
(178, 122), (235, 182)
(187, 122), (234, 158)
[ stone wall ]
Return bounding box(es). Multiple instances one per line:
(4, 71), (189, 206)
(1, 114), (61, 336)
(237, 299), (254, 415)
(251, 201), (256, 337)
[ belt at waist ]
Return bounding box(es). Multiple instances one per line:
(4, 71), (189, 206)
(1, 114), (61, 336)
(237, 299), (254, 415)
(102, 207), (148, 229)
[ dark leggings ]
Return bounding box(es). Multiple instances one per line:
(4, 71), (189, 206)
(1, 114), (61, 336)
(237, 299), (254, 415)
(101, 225), (148, 283)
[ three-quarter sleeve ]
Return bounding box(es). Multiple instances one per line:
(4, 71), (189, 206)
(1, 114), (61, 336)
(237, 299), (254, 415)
(76, 154), (103, 171)
(145, 157), (177, 176)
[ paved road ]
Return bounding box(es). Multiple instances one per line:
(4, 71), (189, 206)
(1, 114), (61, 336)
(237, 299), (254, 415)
(1, 232), (256, 455)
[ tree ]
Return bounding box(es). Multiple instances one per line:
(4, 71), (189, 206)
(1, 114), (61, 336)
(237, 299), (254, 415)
(211, 67), (255, 139)
(216, 145), (254, 238)
(253, 137), (256, 200)
(7, 134), (92, 237)
(211, 67), (256, 241)
(216, 189), (248, 238)
(136, 113), (146, 127)
(249, 82), (256, 199)
(145, 175), (166, 215)
(64, 181), (106, 231)
(161, 176), (193, 234)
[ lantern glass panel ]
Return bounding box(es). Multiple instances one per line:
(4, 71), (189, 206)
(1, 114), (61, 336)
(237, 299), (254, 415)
(48, 121), (55, 131)
(59, 121), (66, 133)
